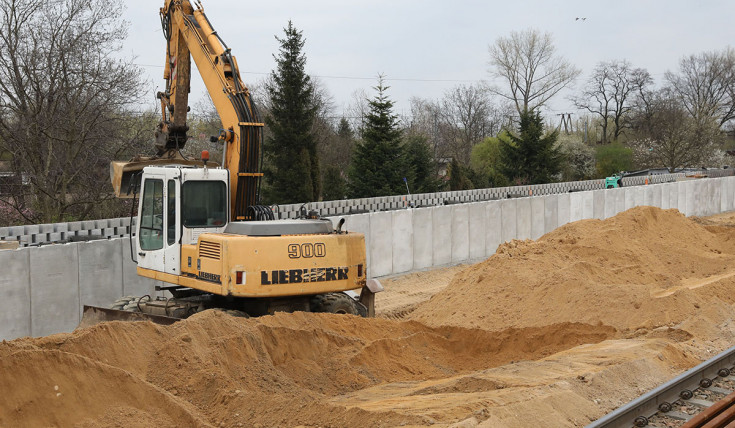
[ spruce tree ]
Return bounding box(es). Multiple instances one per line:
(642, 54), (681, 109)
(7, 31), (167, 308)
(499, 109), (563, 184)
(404, 135), (441, 193)
(263, 21), (320, 204)
(348, 78), (408, 198)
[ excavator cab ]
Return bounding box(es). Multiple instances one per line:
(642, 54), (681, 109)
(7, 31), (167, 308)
(135, 165), (229, 276)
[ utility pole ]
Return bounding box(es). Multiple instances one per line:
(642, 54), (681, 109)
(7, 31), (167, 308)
(556, 113), (573, 134)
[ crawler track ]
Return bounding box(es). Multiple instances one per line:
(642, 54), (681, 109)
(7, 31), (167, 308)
(588, 345), (735, 428)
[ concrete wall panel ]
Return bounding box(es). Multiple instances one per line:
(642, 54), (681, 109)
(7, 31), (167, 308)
(614, 188), (626, 215)
(469, 203), (487, 260)
(544, 195), (558, 233)
(0, 249), (31, 340)
(78, 240), (123, 317)
(485, 201), (502, 257)
(516, 198), (532, 240)
(678, 181), (688, 214)
(369, 212), (393, 277)
(391, 210), (414, 274)
(660, 184), (671, 209)
(557, 193), (571, 227)
(651, 185), (662, 208)
(531, 197), (545, 240)
(643, 185), (654, 206)
(593, 190), (605, 220)
(412, 208), (433, 269)
(668, 183), (679, 212)
(451, 205), (470, 263)
(501, 199), (518, 243)
(582, 191), (594, 219)
(569, 192), (583, 223)
(29, 244), (80, 337)
(432, 206), (453, 266)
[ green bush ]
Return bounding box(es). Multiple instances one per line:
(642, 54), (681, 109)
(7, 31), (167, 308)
(595, 142), (633, 177)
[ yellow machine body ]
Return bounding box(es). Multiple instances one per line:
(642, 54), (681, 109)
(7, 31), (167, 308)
(137, 232), (366, 298)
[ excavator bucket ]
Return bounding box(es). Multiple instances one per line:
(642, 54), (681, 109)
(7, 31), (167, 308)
(79, 305), (181, 328)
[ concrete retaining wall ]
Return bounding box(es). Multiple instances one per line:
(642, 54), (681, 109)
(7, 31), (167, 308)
(6, 170), (732, 247)
(1, 176), (734, 340)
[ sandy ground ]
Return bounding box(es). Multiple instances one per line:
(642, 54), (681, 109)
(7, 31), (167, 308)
(3, 206), (735, 427)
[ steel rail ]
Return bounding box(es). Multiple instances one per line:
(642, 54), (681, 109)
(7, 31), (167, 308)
(587, 344), (735, 428)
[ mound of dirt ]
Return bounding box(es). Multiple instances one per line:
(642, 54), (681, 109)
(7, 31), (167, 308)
(0, 310), (614, 427)
(409, 206), (735, 334)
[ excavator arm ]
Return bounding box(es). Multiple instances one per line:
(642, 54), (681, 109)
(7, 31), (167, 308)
(114, 0), (263, 220)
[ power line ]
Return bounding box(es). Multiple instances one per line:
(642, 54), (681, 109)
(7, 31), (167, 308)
(133, 63), (481, 84)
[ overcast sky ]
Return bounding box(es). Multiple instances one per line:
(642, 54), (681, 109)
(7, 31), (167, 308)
(122, 0), (735, 120)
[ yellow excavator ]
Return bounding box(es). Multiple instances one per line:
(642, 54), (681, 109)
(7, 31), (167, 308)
(82, 0), (380, 325)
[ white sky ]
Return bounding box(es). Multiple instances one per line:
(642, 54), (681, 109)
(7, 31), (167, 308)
(122, 0), (735, 120)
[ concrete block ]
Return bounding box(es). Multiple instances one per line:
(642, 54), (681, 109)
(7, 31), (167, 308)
(557, 193), (571, 226)
(24, 225), (39, 235)
(432, 205), (452, 266)
(412, 207), (433, 270)
(391, 210), (413, 274)
(78, 239), (124, 319)
(468, 203), (486, 260)
(29, 243), (80, 337)
(569, 192), (583, 223)
(690, 180), (702, 216)
(451, 204), (470, 263)
(544, 195), (558, 234)
(593, 190), (605, 220)
(516, 198), (532, 240)
(500, 199), (518, 243)
(0, 249), (31, 340)
(485, 201), (502, 257)
(530, 197), (545, 240)
(369, 212), (393, 277)
(40, 224), (54, 233)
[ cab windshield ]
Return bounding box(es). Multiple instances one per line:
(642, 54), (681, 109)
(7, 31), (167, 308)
(181, 181), (227, 227)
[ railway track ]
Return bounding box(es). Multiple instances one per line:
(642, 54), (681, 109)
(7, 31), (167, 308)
(587, 344), (735, 428)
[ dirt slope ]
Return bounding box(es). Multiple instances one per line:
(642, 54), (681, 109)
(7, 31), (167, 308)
(410, 206), (735, 334)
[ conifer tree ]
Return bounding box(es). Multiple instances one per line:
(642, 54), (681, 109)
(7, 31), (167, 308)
(499, 109), (563, 184)
(348, 77), (408, 198)
(263, 21), (320, 203)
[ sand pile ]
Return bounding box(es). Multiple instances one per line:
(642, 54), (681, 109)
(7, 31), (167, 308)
(0, 310), (613, 427)
(410, 206), (735, 333)
(4, 206), (735, 427)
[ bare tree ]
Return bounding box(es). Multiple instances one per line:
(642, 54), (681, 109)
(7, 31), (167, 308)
(630, 88), (724, 172)
(666, 48), (735, 127)
(572, 60), (652, 143)
(489, 29), (581, 115)
(409, 87), (508, 167)
(0, 0), (146, 223)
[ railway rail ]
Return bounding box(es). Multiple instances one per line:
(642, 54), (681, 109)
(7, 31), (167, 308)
(587, 344), (735, 428)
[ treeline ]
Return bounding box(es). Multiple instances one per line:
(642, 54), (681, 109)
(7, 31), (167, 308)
(0, 1), (733, 225)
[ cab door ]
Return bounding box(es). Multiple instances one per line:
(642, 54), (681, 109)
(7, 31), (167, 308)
(137, 175), (166, 272)
(163, 176), (181, 275)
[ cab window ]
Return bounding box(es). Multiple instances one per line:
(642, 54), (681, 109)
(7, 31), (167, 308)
(181, 181), (227, 227)
(139, 179), (164, 250)
(167, 179), (176, 245)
